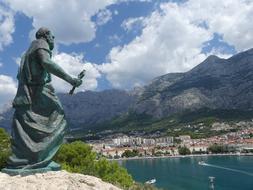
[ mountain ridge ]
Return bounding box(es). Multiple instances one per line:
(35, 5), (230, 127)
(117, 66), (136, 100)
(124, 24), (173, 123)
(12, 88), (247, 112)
(1, 48), (253, 133)
(133, 48), (253, 118)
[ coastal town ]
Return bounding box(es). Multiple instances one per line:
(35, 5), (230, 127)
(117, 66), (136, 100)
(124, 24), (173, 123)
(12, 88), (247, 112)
(89, 121), (253, 159)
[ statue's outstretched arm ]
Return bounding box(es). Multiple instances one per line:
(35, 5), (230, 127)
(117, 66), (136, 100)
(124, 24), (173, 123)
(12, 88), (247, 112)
(37, 49), (81, 87)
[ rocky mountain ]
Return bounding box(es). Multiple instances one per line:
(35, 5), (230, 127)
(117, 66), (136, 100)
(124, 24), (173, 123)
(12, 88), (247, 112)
(134, 48), (253, 118)
(0, 107), (13, 133)
(1, 48), (253, 132)
(0, 89), (136, 132)
(58, 89), (136, 129)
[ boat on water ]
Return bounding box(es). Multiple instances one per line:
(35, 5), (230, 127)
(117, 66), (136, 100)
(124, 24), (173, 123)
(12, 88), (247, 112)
(145, 178), (156, 184)
(236, 152), (241, 156)
(198, 161), (206, 165)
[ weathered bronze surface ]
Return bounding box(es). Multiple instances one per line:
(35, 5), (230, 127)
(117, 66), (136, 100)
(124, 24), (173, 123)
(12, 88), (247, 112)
(2, 27), (82, 175)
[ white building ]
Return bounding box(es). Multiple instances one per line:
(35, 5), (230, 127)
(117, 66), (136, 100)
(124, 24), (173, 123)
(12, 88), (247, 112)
(112, 135), (130, 146)
(155, 136), (174, 146)
(143, 138), (156, 146)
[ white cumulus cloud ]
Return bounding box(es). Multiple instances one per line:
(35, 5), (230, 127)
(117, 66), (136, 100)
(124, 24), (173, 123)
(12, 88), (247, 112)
(0, 53), (101, 110)
(3, 0), (117, 45)
(100, 2), (211, 89)
(121, 17), (144, 32)
(96, 9), (112, 26)
(52, 53), (101, 93)
(0, 5), (15, 50)
(181, 0), (253, 51)
(0, 75), (17, 110)
(100, 0), (253, 89)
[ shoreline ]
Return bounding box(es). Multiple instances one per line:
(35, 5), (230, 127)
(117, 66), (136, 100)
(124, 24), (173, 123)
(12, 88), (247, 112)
(109, 153), (253, 161)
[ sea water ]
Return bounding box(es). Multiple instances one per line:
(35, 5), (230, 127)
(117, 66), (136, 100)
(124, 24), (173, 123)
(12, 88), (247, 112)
(120, 156), (253, 190)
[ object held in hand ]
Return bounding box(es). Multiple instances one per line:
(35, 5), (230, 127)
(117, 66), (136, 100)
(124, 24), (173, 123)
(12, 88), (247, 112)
(69, 69), (86, 95)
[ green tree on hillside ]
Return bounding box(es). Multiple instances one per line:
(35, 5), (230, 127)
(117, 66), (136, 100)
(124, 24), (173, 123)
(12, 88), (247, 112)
(208, 144), (230, 154)
(0, 128), (11, 169)
(178, 146), (191, 155)
(122, 149), (139, 158)
(54, 141), (96, 174)
(54, 141), (134, 189)
(95, 158), (133, 188)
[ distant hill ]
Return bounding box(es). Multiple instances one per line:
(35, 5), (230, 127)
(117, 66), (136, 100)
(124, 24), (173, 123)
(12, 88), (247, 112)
(0, 107), (13, 133)
(1, 48), (253, 135)
(58, 89), (136, 130)
(0, 89), (136, 132)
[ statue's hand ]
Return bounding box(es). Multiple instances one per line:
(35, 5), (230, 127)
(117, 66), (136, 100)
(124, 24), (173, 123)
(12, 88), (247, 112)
(70, 77), (82, 87)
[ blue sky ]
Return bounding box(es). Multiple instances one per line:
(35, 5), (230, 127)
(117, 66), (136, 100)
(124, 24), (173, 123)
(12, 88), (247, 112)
(0, 0), (252, 109)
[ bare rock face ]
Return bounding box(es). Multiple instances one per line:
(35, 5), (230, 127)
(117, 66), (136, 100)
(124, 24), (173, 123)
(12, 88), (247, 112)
(0, 170), (122, 190)
(134, 48), (253, 118)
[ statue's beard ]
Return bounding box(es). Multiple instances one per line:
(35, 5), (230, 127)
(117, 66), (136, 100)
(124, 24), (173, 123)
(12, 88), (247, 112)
(46, 37), (54, 50)
(48, 42), (54, 50)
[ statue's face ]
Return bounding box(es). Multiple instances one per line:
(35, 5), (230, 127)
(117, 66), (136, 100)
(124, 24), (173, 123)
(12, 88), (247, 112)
(46, 31), (55, 50)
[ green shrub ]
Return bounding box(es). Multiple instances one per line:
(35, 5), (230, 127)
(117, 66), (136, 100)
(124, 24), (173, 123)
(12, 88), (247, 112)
(178, 146), (191, 155)
(0, 128), (11, 169)
(94, 159), (133, 188)
(208, 144), (230, 154)
(122, 149), (139, 158)
(54, 141), (134, 189)
(54, 141), (96, 174)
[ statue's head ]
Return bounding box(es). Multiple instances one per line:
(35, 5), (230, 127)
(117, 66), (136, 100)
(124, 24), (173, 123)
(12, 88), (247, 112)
(35, 27), (55, 50)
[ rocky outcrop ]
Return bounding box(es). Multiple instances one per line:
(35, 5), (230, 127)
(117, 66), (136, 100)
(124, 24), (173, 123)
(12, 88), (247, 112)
(0, 170), (122, 190)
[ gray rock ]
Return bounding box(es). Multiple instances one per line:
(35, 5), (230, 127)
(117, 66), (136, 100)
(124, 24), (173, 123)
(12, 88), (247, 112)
(0, 170), (122, 190)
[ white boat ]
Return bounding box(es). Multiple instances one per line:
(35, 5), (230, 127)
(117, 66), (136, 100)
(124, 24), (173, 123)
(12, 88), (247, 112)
(198, 161), (206, 165)
(145, 178), (156, 184)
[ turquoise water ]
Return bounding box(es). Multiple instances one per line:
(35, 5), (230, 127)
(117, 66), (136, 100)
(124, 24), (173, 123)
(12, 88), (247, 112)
(119, 156), (253, 190)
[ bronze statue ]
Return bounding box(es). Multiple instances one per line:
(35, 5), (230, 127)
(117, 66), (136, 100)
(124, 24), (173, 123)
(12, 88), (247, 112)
(2, 27), (82, 175)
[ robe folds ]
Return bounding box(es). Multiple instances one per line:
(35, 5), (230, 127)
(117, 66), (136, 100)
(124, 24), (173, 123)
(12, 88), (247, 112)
(6, 39), (67, 170)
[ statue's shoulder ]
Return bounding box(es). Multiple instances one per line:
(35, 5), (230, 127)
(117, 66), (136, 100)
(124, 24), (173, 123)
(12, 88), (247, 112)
(30, 39), (50, 53)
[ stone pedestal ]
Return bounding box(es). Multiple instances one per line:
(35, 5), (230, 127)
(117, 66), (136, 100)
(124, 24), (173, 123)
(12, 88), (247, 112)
(1, 161), (61, 176)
